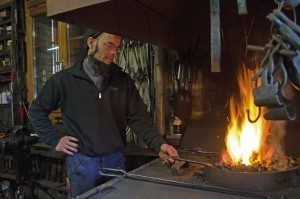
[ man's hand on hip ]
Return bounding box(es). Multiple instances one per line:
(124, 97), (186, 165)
(55, 136), (79, 155)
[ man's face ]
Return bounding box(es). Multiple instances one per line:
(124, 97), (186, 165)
(88, 33), (121, 65)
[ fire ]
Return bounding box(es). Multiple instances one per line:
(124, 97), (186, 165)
(222, 63), (269, 166)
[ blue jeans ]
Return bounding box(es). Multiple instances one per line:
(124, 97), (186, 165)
(66, 151), (125, 197)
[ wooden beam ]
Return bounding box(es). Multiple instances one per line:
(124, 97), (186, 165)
(47, 0), (111, 17)
(46, 0), (174, 49)
(0, 0), (10, 6)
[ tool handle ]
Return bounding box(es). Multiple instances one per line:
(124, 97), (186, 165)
(273, 9), (300, 34)
(99, 168), (126, 178)
(268, 13), (300, 49)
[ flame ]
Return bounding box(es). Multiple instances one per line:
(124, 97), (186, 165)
(223, 63), (269, 166)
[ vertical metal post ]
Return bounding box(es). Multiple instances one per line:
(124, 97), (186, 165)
(154, 46), (165, 135)
(237, 0), (248, 15)
(210, 0), (221, 72)
(10, 0), (16, 126)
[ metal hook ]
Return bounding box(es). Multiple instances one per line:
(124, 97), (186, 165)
(246, 106), (261, 123)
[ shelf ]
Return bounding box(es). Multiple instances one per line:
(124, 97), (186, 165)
(0, 34), (11, 40)
(0, 71), (11, 83)
(0, 104), (12, 108)
(0, 68), (12, 74)
(0, 170), (16, 180)
(0, 50), (9, 56)
(0, 17), (11, 26)
(0, 3), (11, 10)
(0, 79), (10, 83)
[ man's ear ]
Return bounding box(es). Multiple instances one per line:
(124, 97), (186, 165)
(87, 37), (95, 48)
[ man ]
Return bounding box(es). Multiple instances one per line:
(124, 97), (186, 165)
(29, 29), (178, 197)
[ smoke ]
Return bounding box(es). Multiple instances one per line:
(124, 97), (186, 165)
(264, 120), (288, 170)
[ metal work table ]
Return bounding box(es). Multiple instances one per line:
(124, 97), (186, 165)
(77, 158), (300, 199)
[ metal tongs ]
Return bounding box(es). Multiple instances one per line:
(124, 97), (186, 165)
(99, 168), (268, 198)
(100, 167), (185, 183)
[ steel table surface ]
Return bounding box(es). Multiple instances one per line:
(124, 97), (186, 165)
(77, 158), (300, 199)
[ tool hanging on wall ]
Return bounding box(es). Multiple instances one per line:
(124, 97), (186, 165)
(116, 39), (156, 147)
(117, 39), (154, 110)
(247, 4), (300, 121)
(167, 51), (180, 99)
(172, 49), (197, 121)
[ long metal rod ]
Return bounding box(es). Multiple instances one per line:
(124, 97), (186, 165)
(177, 149), (220, 155)
(173, 157), (212, 167)
(99, 168), (269, 198)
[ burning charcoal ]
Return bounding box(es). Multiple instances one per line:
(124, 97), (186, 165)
(292, 162), (299, 168)
(289, 157), (296, 165)
(288, 156), (293, 161)
(247, 166), (258, 172)
(251, 162), (261, 170)
(262, 167), (268, 172)
(250, 153), (259, 163)
(227, 167), (235, 172)
(239, 164), (248, 172)
(214, 163), (223, 169)
(257, 164), (268, 172)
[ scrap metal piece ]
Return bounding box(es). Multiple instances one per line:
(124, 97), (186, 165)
(171, 160), (187, 176)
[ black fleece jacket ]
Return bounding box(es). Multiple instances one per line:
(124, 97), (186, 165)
(29, 60), (165, 156)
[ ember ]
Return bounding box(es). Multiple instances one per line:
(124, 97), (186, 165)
(218, 156), (299, 172)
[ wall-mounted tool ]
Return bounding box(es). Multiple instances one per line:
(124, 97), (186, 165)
(247, 7), (300, 121)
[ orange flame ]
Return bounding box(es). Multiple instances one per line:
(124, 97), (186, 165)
(223, 63), (269, 166)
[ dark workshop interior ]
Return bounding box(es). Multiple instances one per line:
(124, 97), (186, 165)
(0, 0), (300, 198)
